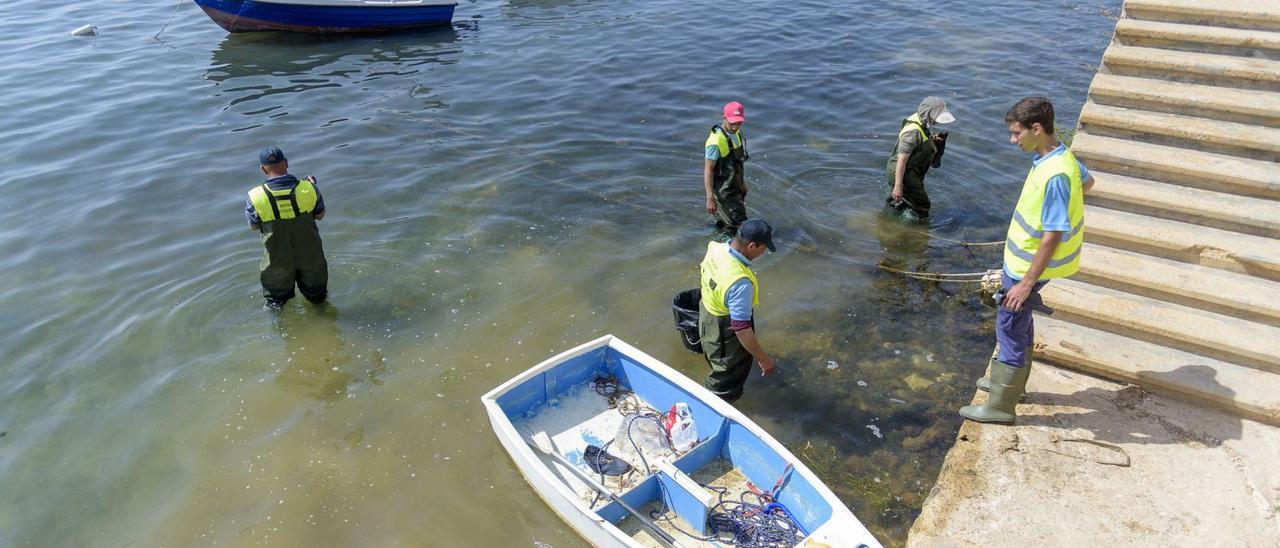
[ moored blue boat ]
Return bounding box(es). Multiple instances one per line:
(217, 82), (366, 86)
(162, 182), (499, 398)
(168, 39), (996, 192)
(193, 0), (457, 33)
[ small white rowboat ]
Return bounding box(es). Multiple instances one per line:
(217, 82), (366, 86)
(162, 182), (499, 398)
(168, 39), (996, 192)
(481, 335), (882, 547)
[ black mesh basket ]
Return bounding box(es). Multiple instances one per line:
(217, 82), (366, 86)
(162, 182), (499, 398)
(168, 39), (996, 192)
(672, 288), (702, 353)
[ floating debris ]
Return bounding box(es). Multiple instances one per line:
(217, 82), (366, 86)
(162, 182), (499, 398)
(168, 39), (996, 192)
(866, 424), (883, 439)
(70, 25), (98, 37)
(857, 380), (868, 387)
(926, 353), (935, 362)
(826, 360), (840, 370)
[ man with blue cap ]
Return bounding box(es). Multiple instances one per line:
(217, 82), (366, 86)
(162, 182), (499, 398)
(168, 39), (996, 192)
(698, 219), (778, 402)
(245, 146), (328, 309)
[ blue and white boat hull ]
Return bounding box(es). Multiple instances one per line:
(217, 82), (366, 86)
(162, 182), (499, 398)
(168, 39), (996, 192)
(193, 0), (457, 33)
(481, 335), (882, 547)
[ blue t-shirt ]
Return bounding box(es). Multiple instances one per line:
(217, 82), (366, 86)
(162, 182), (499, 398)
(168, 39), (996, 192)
(1036, 144), (1089, 232)
(705, 130), (743, 161)
(245, 174), (326, 227)
(723, 244), (755, 322)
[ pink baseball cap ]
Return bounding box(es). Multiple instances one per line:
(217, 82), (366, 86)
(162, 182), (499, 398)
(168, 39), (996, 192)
(723, 101), (745, 123)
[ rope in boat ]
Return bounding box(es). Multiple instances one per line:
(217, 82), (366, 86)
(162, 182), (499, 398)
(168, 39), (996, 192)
(591, 376), (807, 546)
(650, 481), (807, 547)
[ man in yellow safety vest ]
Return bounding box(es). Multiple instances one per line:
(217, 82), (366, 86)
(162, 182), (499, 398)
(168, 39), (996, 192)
(698, 219), (778, 402)
(245, 146), (329, 310)
(961, 97), (1094, 424)
(703, 101), (750, 241)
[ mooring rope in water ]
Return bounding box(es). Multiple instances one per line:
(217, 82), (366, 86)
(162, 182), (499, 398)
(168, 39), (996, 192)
(154, 0), (185, 39)
(877, 265), (1004, 294)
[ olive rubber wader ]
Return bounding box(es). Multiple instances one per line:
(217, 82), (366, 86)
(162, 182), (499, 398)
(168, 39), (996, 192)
(885, 116), (937, 219)
(709, 125), (749, 240)
(698, 301), (754, 403)
(252, 182), (328, 306)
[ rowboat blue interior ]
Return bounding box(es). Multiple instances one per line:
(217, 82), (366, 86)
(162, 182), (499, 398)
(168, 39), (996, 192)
(496, 345), (833, 536)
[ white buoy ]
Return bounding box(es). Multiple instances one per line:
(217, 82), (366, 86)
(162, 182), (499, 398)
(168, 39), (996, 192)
(70, 25), (98, 37)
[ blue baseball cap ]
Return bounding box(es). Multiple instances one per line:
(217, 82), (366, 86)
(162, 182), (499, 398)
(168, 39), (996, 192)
(737, 219), (776, 252)
(259, 145), (286, 166)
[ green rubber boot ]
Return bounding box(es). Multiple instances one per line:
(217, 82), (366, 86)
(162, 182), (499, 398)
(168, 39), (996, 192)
(977, 366), (1027, 402)
(960, 359), (1031, 425)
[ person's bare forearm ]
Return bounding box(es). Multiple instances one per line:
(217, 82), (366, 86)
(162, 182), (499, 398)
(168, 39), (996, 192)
(703, 160), (716, 198)
(735, 327), (768, 361)
(894, 153), (909, 191)
(1020, 231), (1062, 286)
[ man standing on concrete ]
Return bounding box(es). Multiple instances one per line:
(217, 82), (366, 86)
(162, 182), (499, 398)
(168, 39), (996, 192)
(245, 146), (329, 309)
(698, 219), (778, 402)
(704, 101), (750, 241)
(962, 97), (1094, 424)
(886, 96), (955, 221)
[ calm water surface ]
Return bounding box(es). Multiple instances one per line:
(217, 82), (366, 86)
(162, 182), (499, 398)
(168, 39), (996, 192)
(0, 1), (1118, 545)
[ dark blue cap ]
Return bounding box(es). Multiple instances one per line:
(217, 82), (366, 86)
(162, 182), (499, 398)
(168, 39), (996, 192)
(737, 219), (776, 252)
(259, 145), (286, 166)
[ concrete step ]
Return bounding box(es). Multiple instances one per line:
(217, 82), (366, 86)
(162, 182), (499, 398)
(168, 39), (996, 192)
(1079, 102), (1280, 162)
(1086, 206), (1280, 281)
(1035, 314), (1280, 426)
(1076, 243), (1280, 327)
(1085, 170), (1280, 238)
(1114, 18), (1280, 58)
(1071, 132), (1280, 200)
(1102, 44), (1280, 90)
(1040, 279), (1280, 373)
(1124, 0), (1280, 32)
(1087, 73), (1280, 126)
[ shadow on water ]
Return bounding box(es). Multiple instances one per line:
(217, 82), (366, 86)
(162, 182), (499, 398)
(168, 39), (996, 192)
(270, 304), (388, 403)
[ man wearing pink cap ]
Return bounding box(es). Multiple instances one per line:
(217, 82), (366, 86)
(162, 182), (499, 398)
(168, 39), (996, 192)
(703, 101), (750, 240)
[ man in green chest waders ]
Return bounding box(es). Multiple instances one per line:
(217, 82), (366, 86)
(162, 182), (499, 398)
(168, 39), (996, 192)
(886, 96), (955, 221)
(245, 146), (329, 310)
(703, 101), (750, 241)
(698, 219), (778, 403)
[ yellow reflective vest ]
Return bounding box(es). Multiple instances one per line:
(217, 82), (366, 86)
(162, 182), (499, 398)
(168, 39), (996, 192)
(699, 241), (759, 317)
(248, 177), (319, 223)
(704, 126), (745, 159)
(1004, 149), (1085, 279)
(898, 112), (927, 143)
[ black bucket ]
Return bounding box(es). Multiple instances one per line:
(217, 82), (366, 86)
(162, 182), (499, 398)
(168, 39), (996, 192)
(672, 288), (702, 353)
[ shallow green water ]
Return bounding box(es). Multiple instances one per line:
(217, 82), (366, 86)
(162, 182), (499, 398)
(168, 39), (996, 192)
(0, 1), (1118, 545)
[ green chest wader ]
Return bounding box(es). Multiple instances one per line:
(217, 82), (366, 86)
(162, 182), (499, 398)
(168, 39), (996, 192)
(885, 121), (937, 217)
(257, 185), (328, 303)
(697, 301), (754, 403)
(710, 126), (749, 238)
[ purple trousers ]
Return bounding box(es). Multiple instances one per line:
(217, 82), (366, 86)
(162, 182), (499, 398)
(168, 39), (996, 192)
(996, 271), (1047, 368)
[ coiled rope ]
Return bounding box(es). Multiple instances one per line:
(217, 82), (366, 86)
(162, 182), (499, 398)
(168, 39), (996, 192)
(590, 376), (806, 546)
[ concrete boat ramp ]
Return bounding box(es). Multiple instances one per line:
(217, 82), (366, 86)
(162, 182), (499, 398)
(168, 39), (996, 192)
(910, 1), (1280, 545)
